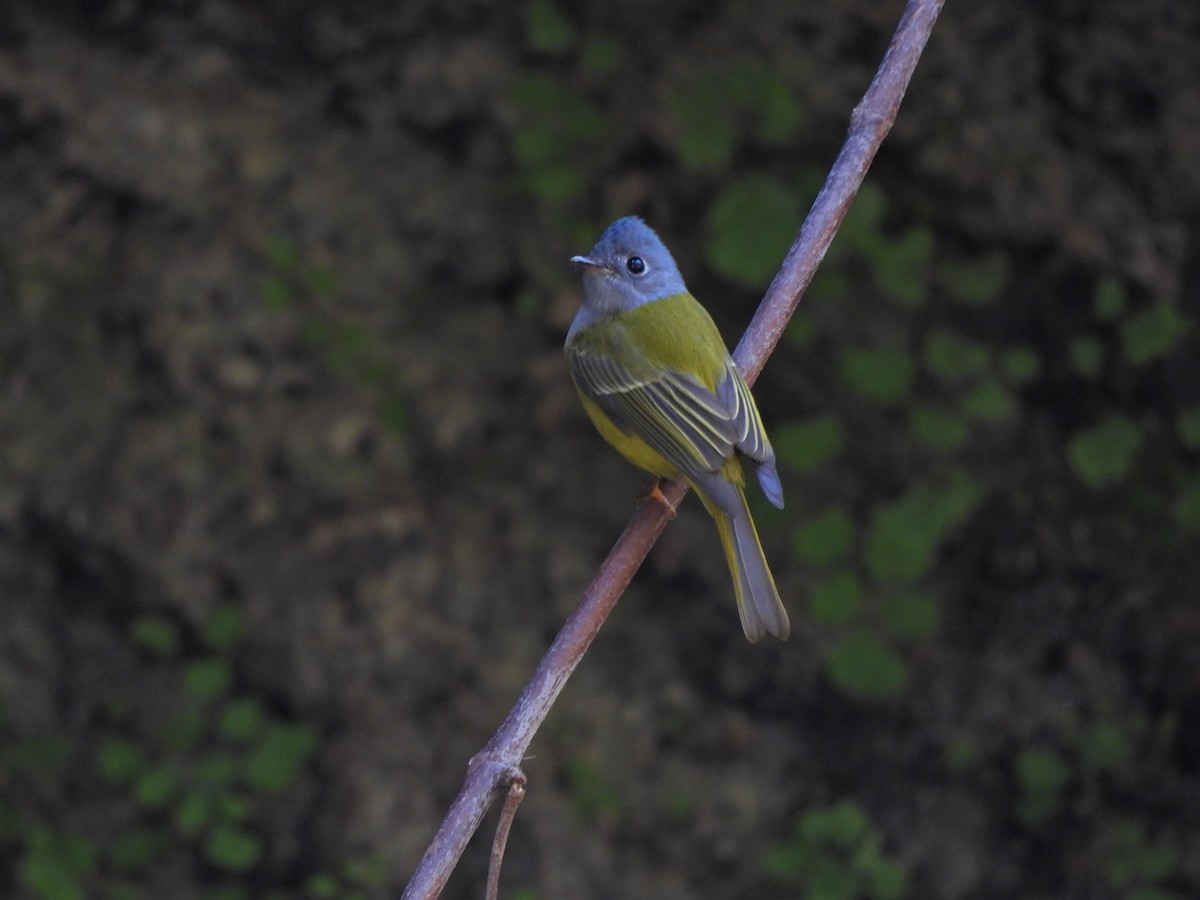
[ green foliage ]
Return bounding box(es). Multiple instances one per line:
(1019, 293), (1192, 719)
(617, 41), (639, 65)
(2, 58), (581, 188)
(1068, 415), (1144, 488)
(218, 792), (253, 825)
(1173, 475), (1200, 534)
(0, 729), (68, 781)
(99, 737), (146, 784)
(1175, 407), (1200, 449)
(794, 505), (855, 566)
(524, 0), (575, 55)
(1000, 345), (1042, 385)
(1081, 721), (1132, 772)
(260, 276), (292, 311)
(839, 180), (885, 238)
(307, 320), (370, 378)
(579, 36), (621, 76)
(1015, 748), (1071, 825)
(764, 800), (908, 898)
(826, 629), (909, 700)
(493, 39), (1193, 897)
(909, 405), (970, 453)
(262, 238), (337, 312)
(205, 824), (262, 873)
(245, 724), (318, 792)
(342, 854), (391, 892)
(785, 313), (816, 348)
(937, 249), (1009, 305)
(923, 329), (989, 383)
(774, 416), (844, 473)
(509, 74), (605, 205)
(865, 473), (983, 585)
(134, 764), (178, 809)
(960, 379), (1016, 422)
(264, 235), (299, 272)
(0, 602), (331, 896)
(260, 238), (300, 310)
(109, 829), (166, 872)
(166, 708), (207, 752)
(19, 829), (95, 900)
(205, 605), (247, 651)
(1069, 336), (1105, 378)
(260, 238), (410, 437)
(869, 226), (934, 308)
(307, 874), (341, 898)
(1004, 721), (1153, 876)
(722, 66), (803, 144)
(810, 571), (864, 624)
(836, 184), (935, 308)
(664, 791), (695, 820)
(669, 64), (802, 171)
(19, 32), (1187, 897)
(840, 347), (915, 406)
(1103, 819), (1180, 897)
(198, 754), (239, 789)
(175, 790), (214, 834)
(184, 658), (233, 700)
(378, 394), (411, 436)
(131, 615), (180, 657)
(305, 263), (337, 297)
(1121, 302), (1189, 366)
(1094, 278), (1126, 321)
(705, 176), (802, 287)
(566, 758), (622, 819)
(945, 736), (979, 771)
(879, 591), (940, 639)
(219, 699), (266, 743)
(667, 78), (738, 171)
(791, 474), (966, 699)
(799, 801), (870, 845)
(804, 273), (849, 316)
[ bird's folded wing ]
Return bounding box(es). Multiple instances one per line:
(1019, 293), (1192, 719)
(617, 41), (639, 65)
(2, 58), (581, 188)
(569, 347), (760, 479)
(716, 363), (772, 465)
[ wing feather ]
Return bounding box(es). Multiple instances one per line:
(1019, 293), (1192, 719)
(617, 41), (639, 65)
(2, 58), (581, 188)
(569, 343), (773, 482)
(716, 367), (772, 464)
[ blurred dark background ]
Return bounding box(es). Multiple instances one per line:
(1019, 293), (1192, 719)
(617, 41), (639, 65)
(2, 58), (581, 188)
(2, 1), (1199, 898)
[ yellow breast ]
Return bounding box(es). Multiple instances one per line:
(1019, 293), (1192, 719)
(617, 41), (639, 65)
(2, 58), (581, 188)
(575, 390), (681, 478)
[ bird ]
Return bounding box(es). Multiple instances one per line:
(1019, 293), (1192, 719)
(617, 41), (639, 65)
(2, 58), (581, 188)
(565, 216), (790, 642)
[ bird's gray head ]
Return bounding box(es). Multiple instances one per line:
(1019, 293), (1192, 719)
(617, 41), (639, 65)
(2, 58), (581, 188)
(568, 217), (688, 336)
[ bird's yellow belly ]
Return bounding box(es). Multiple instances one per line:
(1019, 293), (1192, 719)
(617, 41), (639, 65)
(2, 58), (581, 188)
(577, 391), (680, 478)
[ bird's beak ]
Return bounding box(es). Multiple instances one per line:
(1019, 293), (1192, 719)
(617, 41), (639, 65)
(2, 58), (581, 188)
(570, 255), (603, 271)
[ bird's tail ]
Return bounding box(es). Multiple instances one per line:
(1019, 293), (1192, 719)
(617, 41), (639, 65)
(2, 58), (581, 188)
(702, 486), (790, 643)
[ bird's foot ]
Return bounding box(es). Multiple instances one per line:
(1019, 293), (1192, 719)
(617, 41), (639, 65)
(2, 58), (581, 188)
(640, 479), (677, 518)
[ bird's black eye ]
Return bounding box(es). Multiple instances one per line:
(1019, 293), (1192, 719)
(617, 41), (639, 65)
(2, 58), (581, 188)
(626, 256), (646, 275)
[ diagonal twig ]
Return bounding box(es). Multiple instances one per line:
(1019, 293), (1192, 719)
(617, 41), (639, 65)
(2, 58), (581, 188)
(485, 770), (527, 900)
(401, 2), (946, 896)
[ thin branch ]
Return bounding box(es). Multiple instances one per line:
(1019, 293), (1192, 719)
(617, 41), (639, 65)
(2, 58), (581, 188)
(485, 771), (527, 900)
(401, 2), (945, 896)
